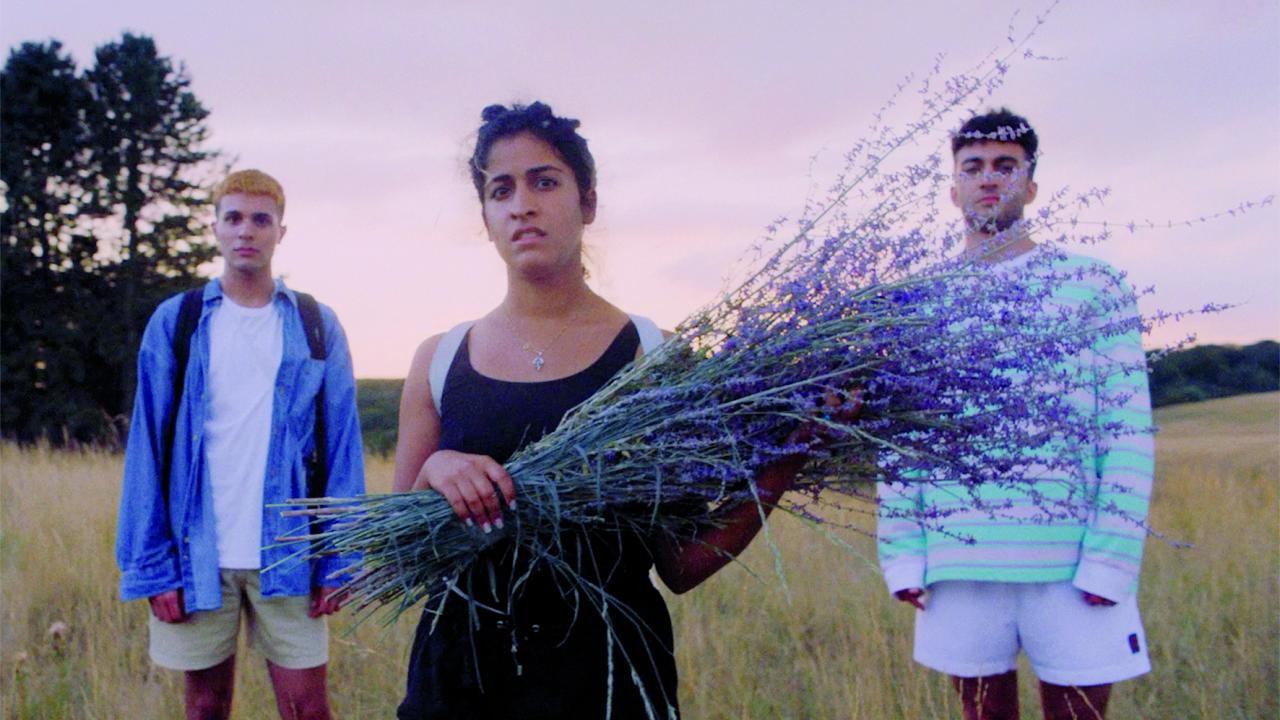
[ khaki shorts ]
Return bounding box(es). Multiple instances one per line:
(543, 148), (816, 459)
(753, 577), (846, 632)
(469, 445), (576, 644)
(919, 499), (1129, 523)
(149, 569), (328, 671)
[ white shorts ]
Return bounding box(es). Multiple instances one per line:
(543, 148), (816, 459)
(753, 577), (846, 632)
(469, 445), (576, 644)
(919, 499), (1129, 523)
(913, 580), (1150, 686)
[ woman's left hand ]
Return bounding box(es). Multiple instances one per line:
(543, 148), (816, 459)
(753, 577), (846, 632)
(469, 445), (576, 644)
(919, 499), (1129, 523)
(788, 388), (864, 449)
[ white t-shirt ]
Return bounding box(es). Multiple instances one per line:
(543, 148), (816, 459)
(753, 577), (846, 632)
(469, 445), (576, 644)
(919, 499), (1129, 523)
(204, 296), (283, 569)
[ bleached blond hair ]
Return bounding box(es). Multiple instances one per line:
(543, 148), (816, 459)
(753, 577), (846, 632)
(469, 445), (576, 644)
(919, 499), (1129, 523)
(212, 169), (286, 217)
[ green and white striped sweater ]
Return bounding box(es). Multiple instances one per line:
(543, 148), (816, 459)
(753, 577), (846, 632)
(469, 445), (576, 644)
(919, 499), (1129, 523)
(877, 247), (1154, 603)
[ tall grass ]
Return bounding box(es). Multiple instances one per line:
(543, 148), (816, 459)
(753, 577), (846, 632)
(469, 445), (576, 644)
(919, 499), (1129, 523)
(2, 393), (1276, 718)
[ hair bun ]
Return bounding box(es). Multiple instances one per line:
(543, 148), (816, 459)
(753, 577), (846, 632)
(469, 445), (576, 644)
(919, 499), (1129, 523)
(480, 104), (508, 123)
(525, 101), (553, 119)
(481, 102), (583, 133)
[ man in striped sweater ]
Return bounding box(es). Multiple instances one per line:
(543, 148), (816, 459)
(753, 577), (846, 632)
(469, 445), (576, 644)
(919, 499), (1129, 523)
(877, 109), (1154, 720)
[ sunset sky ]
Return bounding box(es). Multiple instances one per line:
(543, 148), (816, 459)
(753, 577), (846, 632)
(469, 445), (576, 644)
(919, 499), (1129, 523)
(5, 1), (1277, 378)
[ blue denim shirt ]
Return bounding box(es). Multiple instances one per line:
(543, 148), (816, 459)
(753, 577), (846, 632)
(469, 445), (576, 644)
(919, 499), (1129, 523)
(116, 279), (365, 612)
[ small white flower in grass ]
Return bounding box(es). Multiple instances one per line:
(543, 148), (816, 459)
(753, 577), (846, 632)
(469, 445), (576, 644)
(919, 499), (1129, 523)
(46, 621), (70, 643)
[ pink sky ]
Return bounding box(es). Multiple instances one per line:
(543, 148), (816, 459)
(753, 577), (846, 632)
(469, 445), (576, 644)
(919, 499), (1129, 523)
(5, 1), (1277, 378)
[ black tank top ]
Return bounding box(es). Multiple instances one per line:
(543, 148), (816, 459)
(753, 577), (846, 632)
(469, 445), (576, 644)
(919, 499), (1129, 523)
(398, 321), (681, 720)
(438, 321), (641, 463)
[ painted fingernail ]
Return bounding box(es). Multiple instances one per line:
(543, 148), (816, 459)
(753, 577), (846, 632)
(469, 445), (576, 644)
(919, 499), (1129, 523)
(481, 521), (492, 534)
(508, 500), (518, 511)
(464, 518), (474, 528)
(494, 516), (505, 530)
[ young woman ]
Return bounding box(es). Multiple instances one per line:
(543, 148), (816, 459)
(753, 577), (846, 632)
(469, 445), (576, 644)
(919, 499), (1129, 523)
(392, 102), (805, 719)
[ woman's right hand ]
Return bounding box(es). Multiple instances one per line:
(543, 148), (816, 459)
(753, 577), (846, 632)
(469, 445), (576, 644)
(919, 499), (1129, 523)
(415, 450), (516, 533)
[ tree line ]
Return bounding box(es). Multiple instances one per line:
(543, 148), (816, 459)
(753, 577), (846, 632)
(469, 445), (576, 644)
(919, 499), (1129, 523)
(2, 34), (222, 444)
(1147, 340), (1279, 408)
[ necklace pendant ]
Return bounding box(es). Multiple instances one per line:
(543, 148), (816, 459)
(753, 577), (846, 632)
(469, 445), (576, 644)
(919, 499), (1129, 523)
(532, 352), (545, 372)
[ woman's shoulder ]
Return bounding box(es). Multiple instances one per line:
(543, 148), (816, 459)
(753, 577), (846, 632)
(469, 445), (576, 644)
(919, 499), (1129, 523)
(399, 336), (444, 407)
(583, 293), (629, 326)
(607, 305), (670, 356)
(589, 295), (670, 336)
(406, 321), (468, 381)
(410, 333), (445, 374)
(405, 322), (479, 413)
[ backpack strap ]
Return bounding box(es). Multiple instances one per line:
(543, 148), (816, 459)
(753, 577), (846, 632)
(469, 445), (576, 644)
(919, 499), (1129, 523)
(430, 321), (475, 414)
(294, 292), (327, 361)
(163, 288), (205, 504)
(628, 314), (665, 355)
(293, 292), (328, 498)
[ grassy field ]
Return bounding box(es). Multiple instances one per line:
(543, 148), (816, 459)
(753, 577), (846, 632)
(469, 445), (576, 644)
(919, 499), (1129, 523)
(2, 393), (1276, 718)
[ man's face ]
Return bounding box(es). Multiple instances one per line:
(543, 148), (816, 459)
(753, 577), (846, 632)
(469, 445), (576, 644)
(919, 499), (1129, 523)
(213, 193), (285, 275)
(950, 141), (1038, 235)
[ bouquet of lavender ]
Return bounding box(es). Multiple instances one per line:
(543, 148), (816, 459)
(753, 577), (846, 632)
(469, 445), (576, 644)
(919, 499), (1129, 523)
(281, 247), (1137, 621)
(276, 16), (1151, 624)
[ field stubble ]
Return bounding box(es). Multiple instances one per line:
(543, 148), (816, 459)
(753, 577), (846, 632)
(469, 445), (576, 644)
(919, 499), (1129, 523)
(2, 393), (1276, 718)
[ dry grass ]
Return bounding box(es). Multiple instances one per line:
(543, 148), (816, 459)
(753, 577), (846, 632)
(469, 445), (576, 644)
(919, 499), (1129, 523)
(2, 392), (1276, 718)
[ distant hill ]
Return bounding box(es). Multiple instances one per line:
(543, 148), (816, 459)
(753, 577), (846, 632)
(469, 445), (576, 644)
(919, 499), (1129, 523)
(1148, 340), (1278, 408)
(355, 340), (1280, 454)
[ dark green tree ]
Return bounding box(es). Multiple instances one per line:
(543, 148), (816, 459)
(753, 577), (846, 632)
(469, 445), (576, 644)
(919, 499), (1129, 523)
(1, 41), (107, 442)
(1, 34), (221, 445)
(84, 33), (222, 418)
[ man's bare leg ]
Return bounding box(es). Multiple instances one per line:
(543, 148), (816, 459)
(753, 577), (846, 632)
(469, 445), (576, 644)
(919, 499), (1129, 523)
(184, 655), (235, 720)
(267, 661), (331, 720)
(951, 670), (1020, 720)
(1039, 681), (1111, 720)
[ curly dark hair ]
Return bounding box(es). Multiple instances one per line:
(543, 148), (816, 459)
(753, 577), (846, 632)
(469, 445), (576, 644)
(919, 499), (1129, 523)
(951, 108), (1039, 179)
(469, 101), (596, 202)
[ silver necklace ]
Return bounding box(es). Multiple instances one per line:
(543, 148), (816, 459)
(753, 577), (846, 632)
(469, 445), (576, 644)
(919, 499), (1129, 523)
(515, 318), (575, 372)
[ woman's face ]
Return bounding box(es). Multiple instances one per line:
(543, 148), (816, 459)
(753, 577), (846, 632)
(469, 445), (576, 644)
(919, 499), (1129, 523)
(479, 131), (596, 279)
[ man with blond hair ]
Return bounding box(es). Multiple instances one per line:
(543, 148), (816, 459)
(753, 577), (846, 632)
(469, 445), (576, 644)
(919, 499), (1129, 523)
(117, 169), (364, 719)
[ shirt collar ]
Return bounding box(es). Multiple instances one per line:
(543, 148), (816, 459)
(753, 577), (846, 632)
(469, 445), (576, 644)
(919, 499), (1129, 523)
(206, 277), (294, 306)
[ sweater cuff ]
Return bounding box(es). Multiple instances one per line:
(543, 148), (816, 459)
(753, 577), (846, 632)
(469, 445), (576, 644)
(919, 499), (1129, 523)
(1073, 560), (1136, 603)
(882, 562), (926, 596)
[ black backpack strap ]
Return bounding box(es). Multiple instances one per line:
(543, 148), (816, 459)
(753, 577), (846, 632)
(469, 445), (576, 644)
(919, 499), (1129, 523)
(294, 292), (327, 361)
(162, 288), (205, 506)
(294, 292), (328, 499)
